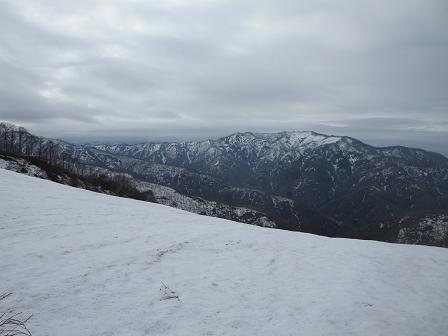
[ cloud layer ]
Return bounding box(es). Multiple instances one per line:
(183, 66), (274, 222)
(0, 0), (447, 154)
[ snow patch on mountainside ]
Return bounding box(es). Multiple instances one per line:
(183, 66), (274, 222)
(397, 215), (448, 245)
(135, 180), (276, 228)
(1, 168), (448, 336)
(0, 156), (48, 178)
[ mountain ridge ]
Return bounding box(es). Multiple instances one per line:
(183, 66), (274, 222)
(1, 121), (447, 246)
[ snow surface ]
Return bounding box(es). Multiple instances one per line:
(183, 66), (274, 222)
(1, 168), (448, 336)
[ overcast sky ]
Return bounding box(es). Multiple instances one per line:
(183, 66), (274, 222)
(0, 0), (447, 154)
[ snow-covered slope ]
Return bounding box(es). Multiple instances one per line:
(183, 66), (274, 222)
(1, 169), (448, 336)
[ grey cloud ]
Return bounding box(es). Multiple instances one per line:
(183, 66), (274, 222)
(0, 0), (446, 155)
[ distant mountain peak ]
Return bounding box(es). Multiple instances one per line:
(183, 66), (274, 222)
(217, 130), (343, 155)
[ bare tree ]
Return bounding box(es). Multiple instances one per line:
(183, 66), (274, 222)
(2, 128), (7, 152)
(37, 138), (43, 160)
(10, 131), (16, 154)
(17, 128), (23, 155)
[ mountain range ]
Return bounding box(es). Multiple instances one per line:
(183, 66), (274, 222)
(1, 122), (447, 247)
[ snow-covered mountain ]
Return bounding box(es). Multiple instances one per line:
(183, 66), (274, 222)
(91, 130), (448, 246)
(1, 122), (448, 246)
(93, 131), (344, 165)
(1, 168), (448, 336)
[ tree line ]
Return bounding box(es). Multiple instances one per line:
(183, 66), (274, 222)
(0, 123), (155, 202)
(1, 124), (89, 176)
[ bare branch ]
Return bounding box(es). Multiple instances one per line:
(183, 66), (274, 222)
(0, 294), (32, 336)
